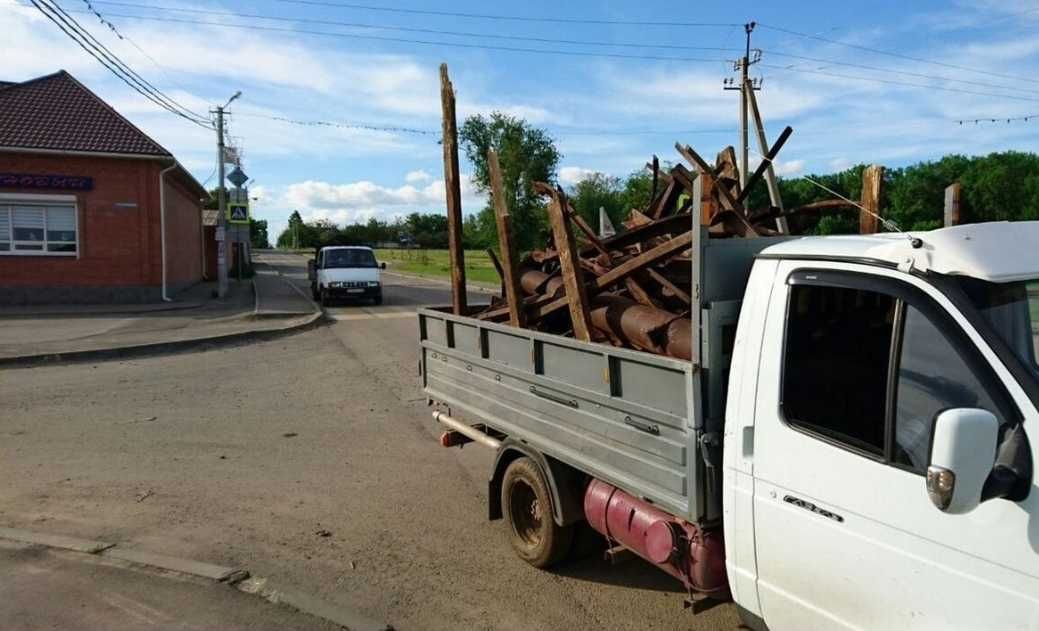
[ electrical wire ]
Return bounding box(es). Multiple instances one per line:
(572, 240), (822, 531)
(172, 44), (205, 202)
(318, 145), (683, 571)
(757, 22), (1039, 86)
(760, 49), (1039, 97)
(78, 0), (1039, 99)
(272, 0), (742, 27)
(45, 9), (735, 65)
(43, 0), (210, 124)
(80, 0), (205, 111)
(234, 112), (440, 135)
(760, 62), (1039, 103)
(56, 2), (1039, 103)
(28, 0), (212, 128)
(83, 0), (740, 55)
(956, 112), (1038, 125)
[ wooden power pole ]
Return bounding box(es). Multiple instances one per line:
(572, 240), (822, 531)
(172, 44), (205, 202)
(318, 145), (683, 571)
(439, 63), (467, 315)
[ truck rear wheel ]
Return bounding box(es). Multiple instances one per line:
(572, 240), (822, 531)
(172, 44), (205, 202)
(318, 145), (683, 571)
(501, 457), (573, 568)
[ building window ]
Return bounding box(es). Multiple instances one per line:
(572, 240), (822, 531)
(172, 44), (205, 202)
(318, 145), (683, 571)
(0, 203), (78, 256)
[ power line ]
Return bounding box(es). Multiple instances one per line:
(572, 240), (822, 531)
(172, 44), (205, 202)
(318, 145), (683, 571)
(86, 0), (740, 54)
(956, 113), (1038, 125)
(79, 0), (1039, 99)
(760, 62), (1039, 103)
(272, 0), (742, 27)
(760, 49), (1039, 97)
(235, 112), (440, 135)
(757, 22), (1039, 85)
(43, 0), (210, 124)
(48, 9), (735, 65)
(28, 0), (211, 127)
(80, 0), (204, 111)
(63, 2), (1039, 103)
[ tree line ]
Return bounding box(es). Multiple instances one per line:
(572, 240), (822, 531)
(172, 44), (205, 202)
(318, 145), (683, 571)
(275, 112), (1039, 251)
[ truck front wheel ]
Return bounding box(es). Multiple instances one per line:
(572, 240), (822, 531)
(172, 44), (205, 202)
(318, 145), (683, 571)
(501, 457), (573, 568)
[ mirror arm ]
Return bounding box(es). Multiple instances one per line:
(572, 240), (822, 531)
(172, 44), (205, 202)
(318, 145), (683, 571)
(981, 424), (1033, 503)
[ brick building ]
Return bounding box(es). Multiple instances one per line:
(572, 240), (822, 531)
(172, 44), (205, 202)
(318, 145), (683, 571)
(0, 70), (209, 304)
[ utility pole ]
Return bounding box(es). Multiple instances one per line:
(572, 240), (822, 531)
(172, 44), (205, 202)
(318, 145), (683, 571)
(724, 22), (759, 190)
(212, 91), (241, 298)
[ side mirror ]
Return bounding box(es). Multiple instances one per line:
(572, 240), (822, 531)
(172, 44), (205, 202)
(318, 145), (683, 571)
(380, 262), (387, 270)
(307, 259), (316, 281)
(927, 408), (999, 514)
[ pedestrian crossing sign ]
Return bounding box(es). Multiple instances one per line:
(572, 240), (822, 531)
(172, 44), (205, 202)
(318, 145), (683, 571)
(228, 203), (249, 224)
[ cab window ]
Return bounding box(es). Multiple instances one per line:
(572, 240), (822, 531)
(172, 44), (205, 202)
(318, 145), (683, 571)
(781, 270), (1014, 471)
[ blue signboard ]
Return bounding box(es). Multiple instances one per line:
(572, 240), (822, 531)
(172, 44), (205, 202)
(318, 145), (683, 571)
(0, 173), (93, 191)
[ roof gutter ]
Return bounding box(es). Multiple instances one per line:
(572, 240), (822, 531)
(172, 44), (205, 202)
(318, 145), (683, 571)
(159, 160), (178, 302)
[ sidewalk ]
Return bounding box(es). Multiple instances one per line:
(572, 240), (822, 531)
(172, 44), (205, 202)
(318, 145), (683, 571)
(0, 539), (346, 631)
(0, 277), (321, 366)
(253, 263), (319, 316)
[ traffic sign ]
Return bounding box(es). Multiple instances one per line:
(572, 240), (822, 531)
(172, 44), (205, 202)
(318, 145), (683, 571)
(226, 166), (248, 188)
(227, 202), (249, 224)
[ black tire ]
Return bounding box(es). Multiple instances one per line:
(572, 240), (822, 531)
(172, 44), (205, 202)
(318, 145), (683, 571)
(311, 283), (319, 301)
(319, 287), (329, 307)
(373, 293), (383, 306)
(501, 457), (573, 568)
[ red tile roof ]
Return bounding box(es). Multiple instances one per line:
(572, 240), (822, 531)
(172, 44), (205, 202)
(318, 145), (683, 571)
(0, 70), (171, 156)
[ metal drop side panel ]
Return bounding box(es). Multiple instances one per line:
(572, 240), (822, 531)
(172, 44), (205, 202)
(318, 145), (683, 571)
(420, 309), (702, 521)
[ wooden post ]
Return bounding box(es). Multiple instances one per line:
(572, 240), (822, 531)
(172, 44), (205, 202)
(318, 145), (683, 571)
(745, 80), (789, 234)
(540, 184), (593, 341)
(944, 182), (962, 227)
(487, 149), (525, 327)
(440, 63), (467, 314)
(860, 165), (884, 234)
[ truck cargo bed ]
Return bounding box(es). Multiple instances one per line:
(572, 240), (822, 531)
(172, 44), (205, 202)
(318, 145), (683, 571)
(420, 307), (700, 520)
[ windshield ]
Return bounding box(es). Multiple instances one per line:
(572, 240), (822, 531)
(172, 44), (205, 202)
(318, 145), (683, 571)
(324, 249), (377, 268)
(955, 276), (1039, 380)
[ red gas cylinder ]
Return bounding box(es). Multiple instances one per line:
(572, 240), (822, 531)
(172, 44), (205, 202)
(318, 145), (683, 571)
(583, 478), (729, 596)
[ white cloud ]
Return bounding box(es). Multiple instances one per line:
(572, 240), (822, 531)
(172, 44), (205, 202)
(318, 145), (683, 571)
(405, 170), (432, 183)
(774, 159), (805, 177)
(280, 173), (485, 226)
(558, 166), (601, 185)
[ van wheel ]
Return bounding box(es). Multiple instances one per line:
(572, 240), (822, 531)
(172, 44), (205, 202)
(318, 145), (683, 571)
(502, 457), (573, 568)
(319, 288), (329, 307)
(373, 294), (383, 306)
(311, 283), (319, 301)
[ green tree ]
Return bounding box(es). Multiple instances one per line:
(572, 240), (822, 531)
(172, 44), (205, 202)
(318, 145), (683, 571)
(459, 112), (561, 250)
(568, 173), (625, 232)
(249, 219), (269, 249)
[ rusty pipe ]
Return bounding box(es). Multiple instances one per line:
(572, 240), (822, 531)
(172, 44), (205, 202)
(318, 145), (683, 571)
(519, 268), (564, 297)
(590, 295), (692, 360)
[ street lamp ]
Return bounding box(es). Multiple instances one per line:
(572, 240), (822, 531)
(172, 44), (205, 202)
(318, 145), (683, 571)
(214, 91), (242, 298)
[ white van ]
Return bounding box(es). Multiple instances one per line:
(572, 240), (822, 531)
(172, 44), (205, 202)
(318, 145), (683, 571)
(308, 245), (385, 306)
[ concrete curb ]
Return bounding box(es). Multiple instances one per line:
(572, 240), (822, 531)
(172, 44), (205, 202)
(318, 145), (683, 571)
(0, 310), (326, 369)
(0, 527), (392, 631)
(0, 301), (204, 319)
(238, 578), (393, 631)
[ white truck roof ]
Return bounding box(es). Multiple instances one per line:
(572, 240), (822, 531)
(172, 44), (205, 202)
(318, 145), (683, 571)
(322, 245), (373, 250)
(760, 221), (1039, 283)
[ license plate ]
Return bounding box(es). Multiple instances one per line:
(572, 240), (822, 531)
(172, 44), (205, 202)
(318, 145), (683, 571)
(346, 288), (364, 293)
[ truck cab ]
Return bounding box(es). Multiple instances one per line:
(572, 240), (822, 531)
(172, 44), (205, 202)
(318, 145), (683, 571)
(725, 222), (1038, 630)
(308, 245), (386, 306)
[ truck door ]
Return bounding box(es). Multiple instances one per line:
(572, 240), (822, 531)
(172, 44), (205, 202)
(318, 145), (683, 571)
(751, 262), (1038, 630)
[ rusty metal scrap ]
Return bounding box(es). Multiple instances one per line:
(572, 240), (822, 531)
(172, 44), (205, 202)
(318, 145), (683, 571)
(461, 134), (814, 360)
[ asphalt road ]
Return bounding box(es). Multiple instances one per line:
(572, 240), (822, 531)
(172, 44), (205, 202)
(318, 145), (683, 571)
(0, 252), (739, 631)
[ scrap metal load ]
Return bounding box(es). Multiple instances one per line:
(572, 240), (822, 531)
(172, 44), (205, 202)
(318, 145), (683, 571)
(466, 130), (796, 361)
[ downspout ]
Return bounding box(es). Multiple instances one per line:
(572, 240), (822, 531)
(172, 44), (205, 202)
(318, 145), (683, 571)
(159, 161), (178, 302)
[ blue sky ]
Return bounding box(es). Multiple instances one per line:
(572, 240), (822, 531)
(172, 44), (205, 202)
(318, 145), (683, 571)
(5, 0), (1039, 239)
